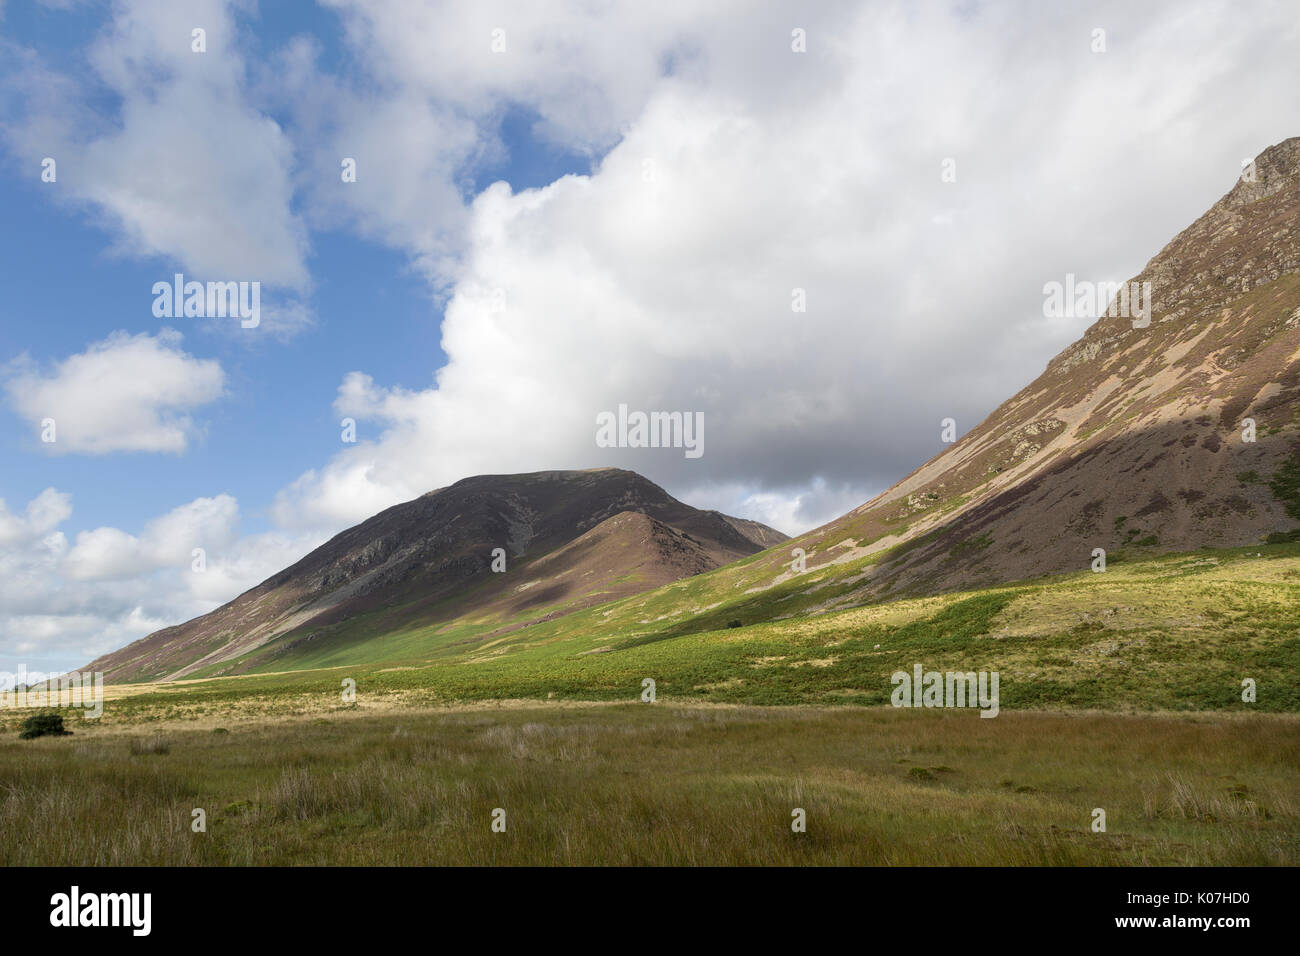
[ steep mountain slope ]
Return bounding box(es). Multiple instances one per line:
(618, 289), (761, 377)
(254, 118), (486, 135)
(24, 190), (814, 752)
(698, 136), (1300, 609)
(86, 469), (785, 682)
(83, 136), (1300, 688)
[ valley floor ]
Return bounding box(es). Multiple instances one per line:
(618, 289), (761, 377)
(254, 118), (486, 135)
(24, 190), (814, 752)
(6, 546), (1297, 866)
(2, 702), (1295, 866)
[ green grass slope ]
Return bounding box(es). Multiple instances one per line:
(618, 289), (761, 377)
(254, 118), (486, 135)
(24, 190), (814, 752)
(31, 541), (1297, 725)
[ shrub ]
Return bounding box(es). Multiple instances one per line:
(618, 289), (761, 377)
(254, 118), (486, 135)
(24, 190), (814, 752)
(19, 712), (72, 739)
(726, 620), (743, 628)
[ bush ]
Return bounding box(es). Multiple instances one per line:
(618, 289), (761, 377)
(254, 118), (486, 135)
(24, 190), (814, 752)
(19, 712), (72, 739)
(726, 620), (743, 628)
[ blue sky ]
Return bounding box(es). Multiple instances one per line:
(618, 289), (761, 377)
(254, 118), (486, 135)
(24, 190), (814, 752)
(1, 0), (1297, 672)
(2, 188), (433, 537)
(0, 1), (602, 540)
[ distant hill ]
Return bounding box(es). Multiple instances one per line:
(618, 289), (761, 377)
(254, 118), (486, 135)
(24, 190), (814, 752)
(85, 469), (786, 682)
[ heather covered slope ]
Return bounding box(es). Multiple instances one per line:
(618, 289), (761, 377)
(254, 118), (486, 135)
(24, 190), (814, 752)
(84, 469), (785, 683)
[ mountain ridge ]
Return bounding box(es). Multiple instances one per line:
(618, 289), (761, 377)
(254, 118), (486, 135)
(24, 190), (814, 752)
(84, 468), (786, 682)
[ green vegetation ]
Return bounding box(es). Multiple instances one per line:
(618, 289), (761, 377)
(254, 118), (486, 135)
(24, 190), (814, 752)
(948, 532), (993, 559)
(5, 544), (1297, 866)
(18, 712), (71, 740)
(2, 705), (1294, 865)
(1268, 457), (1300, 520)
(7, 543), (1299, 732)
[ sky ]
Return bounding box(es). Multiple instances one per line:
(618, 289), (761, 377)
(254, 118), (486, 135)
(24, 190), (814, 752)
(0, 0), (1297, 673)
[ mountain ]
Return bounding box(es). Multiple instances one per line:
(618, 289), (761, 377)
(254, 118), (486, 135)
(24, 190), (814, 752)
(391, 134), (1298, 708)
(86, 136), (1300, 687)
(722, 135), (1300, 608)
(86, 469), (786, 683)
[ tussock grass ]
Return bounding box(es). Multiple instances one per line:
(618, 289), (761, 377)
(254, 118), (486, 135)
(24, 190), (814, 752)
(128, 735), (171, 756)
(1, 704), (1295, 866)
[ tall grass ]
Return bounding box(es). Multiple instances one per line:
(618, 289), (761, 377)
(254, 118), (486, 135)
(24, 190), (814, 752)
(1, 704), (1295, 866)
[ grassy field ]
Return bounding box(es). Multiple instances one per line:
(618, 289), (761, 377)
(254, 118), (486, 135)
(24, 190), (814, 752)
(4, 544), (1296, 866)
(2, 703), (1296, 866)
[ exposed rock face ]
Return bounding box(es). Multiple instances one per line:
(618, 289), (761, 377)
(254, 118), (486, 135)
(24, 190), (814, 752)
(85, 469), (786, 682)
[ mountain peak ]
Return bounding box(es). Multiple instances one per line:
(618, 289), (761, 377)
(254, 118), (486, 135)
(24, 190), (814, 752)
(1226, 136), (1300, 206)
(85, 469), (786, 683)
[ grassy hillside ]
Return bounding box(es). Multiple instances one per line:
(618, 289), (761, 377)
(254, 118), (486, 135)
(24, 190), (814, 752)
(17, 542), (1297, 730)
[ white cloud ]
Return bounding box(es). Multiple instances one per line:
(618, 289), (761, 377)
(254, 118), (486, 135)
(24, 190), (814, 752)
(320, 0), (708, 152)
(270, 0), (754, 291)
(689, 478), (875, 540)
(0, 488), (71, 545)
(5, 329), (224, 455)
(62, 494), (239, 581)
(271, 0), (1300, 534)
(0, 487), (325, 672)
(0, 0), (310, 300)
